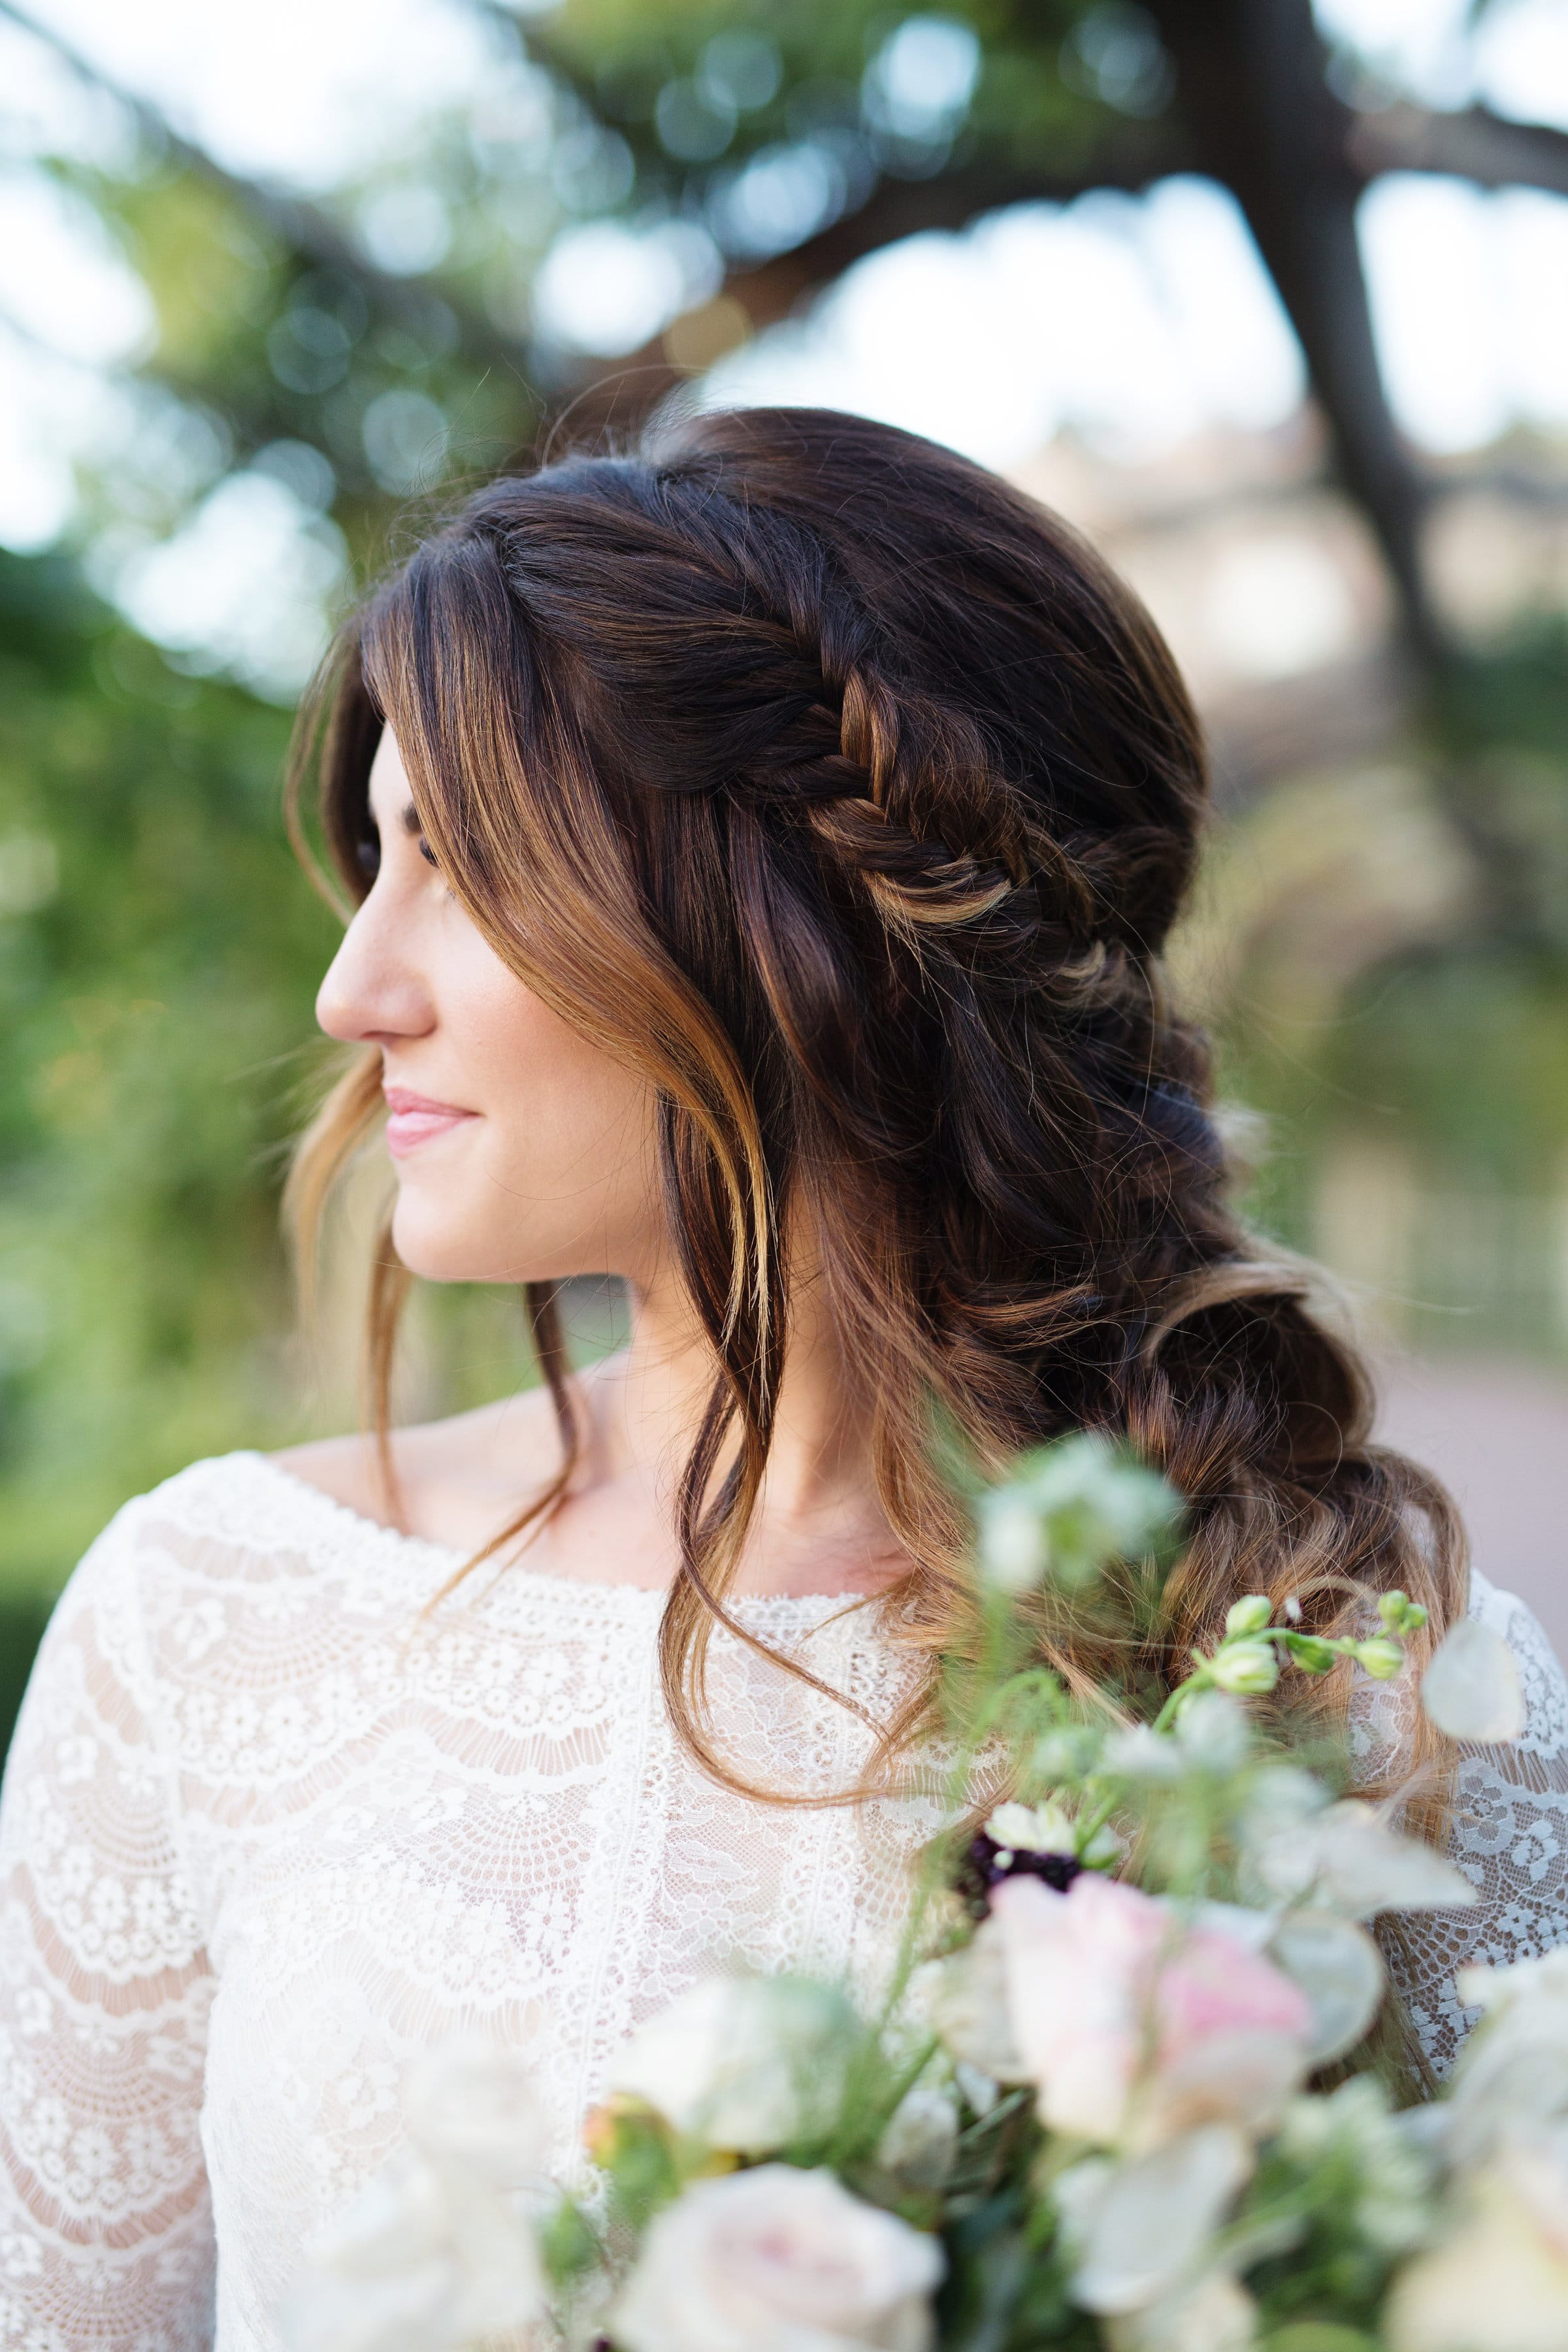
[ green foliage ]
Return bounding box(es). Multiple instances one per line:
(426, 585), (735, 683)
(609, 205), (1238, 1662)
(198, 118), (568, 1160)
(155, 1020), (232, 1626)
(0, 551), (335, 1594)
(937, 2180), (1092, 2352)
(0, 1597), (55, 1767)
(1241, 2080), (1435, 2332)
(592, 2103), (685, 2240)
(536, 2193), (602, 2291)
(0, 547), (551, 1622)
(34, 0), (1144, 598)
(1213, 627), (1568, 1259)
(540, 0), (1115, 182)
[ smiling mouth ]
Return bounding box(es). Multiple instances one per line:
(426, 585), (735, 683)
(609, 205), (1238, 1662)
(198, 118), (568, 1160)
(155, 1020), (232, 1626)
(383, 1086), (479, 1158)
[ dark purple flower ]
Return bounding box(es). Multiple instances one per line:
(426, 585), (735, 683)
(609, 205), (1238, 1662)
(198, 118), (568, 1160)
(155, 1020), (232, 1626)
(955, 1830), (1082, 1912)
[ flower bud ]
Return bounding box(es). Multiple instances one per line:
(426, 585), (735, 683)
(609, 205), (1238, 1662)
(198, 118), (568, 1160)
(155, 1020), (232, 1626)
(1175, 1691), (1252, 1771)
(582, 2094), (657, 2167)
(985, 1433), (1183, 1593)
(1355, 1636), (1406, 1682)
(985, 1799), (1076, 1857)
(1225, 1594), (1274, 1639)
(1284, 1632), (1338, 1675)
(978, 1494), (1047, 1593)
(1209, 1640), (1281, 1697)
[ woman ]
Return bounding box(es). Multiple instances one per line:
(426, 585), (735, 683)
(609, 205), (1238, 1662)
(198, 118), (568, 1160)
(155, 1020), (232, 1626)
(1, 407), (1563, 2350)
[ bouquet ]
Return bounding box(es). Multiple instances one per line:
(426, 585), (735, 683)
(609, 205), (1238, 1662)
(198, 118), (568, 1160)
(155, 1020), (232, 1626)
(295, 1437), (1561, 2352)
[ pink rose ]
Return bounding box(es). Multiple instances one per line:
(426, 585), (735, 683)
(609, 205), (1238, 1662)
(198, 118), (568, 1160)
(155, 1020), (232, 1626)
(990, 1872), (1313, 2148)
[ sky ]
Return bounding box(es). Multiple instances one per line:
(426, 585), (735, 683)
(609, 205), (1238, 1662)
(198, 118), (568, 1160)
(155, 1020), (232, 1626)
(0, 0), (1565, 693)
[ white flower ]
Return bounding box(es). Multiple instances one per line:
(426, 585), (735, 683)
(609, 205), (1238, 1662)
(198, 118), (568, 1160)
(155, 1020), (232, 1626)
(978, 1434), (1179, 1593)
(873, 2080), (958, 2193)
(401, 2039), (551, 2187)
(1275, 2078), (1434, 2255)
(1101, 1695), (1257, 1786)
(1173, 1693), (1252, 1776)
(1107, 2270), (1256, 2352)
(1056, 2123), (1250, 2314)
(284, 2038), (549, 2352)
(1238, 1764), (1329, 1838)
(1387, 2136), (1568, 2351)
(610, 2163), (944, 2352)
(1422, 1618), (1526, 1744)
(1100, 1724), (1184, 1784)
(919, 1917), (1028, 2083)
(985, 1799), (1076, 1855)
(1267, 1910), (1387, 2066)
(1243, 1799), (1477, 1919)
(978, 1492), (1049, 1592)
(1445, 1951), (1568, 2170)
(610, 1976), (858, 2155)
(1459, 1950), (1568, 2021)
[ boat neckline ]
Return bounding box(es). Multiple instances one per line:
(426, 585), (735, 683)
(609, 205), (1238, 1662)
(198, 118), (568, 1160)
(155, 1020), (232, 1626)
(241, 1449), (889, 1617)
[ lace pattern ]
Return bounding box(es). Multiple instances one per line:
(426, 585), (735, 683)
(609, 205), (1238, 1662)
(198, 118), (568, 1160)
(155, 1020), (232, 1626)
(0, 1452), (1563, 2350)
(1379, 1572), (1568, 2072)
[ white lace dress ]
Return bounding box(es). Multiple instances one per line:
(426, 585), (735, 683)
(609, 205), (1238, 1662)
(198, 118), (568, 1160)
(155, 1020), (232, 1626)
(0, 1450), (1565, 2352)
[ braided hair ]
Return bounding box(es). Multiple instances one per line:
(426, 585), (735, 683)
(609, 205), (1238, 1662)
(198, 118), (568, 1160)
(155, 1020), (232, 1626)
(287, 406), (1464, 1796)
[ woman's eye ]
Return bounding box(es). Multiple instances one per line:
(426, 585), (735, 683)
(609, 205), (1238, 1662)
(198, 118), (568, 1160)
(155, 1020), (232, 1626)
(355, 834), (381, 879)
(418, 837), (439, 870)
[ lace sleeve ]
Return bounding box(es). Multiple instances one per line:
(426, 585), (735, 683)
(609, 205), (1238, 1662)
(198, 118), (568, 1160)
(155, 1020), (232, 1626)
(1380, 1572), (1568, 2075)
(0, 1507), (216, 2350)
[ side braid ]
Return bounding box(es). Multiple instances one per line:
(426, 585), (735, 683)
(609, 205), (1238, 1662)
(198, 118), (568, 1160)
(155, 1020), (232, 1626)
(716, 556), (1060, 943)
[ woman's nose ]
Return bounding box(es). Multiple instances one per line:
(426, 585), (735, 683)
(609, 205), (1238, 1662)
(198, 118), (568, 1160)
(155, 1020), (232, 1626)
(315, 896), (434, 1045)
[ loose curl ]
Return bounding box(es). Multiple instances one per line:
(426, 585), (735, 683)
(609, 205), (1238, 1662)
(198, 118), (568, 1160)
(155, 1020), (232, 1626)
(285, 405), (1465, 1805)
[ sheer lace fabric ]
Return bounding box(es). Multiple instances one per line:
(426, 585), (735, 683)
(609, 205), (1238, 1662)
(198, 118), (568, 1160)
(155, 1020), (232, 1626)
(0, 1452), (1564, 2351)
(1367, 1571), (1568, 2072)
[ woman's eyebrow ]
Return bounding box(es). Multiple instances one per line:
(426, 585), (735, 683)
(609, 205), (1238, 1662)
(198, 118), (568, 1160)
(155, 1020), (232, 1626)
(399, 802), (423, 836)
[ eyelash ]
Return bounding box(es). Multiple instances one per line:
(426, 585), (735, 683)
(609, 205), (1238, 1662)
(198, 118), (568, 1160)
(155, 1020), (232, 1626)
(354, 832), (442, 879)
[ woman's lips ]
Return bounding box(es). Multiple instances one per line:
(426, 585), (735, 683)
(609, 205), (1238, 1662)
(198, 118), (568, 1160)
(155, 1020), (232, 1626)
(383, 1086), (479, 1158)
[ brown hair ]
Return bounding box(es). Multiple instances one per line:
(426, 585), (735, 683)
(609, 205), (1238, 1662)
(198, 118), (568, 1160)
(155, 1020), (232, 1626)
(286, 404), (1465, 1796)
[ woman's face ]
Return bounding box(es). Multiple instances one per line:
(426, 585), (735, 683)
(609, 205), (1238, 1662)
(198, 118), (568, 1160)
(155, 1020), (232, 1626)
(315, 730), (664, 1287)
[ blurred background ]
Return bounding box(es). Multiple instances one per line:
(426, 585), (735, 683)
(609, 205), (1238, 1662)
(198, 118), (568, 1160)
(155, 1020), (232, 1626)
(2, 0), (1567, 1735)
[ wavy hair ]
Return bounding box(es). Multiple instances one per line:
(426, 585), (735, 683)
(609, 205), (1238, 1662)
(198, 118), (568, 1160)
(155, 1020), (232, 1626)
(286, 405), (1465, 1799)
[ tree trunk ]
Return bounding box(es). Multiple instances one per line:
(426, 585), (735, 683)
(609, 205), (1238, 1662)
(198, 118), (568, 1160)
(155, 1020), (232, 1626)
(1143, 0), (1444, 658)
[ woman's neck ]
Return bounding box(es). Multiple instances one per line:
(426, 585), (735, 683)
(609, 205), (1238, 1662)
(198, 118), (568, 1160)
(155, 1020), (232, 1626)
(571, 1256), (907, 1597)
(273, 1255), (909, 1598)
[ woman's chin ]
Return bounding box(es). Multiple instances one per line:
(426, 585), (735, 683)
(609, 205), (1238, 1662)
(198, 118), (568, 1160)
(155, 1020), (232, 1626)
(388, 1197), (578, 1289)
(389, 1196), (504, 1286)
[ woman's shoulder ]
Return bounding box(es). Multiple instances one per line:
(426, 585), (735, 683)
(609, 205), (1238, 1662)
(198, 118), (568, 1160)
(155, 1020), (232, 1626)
(29, 1450), (476, 1737)
(270, 1386), (566, 1555)
(95, 1384), (561, 1571)
(67, 1445), (463, 1634)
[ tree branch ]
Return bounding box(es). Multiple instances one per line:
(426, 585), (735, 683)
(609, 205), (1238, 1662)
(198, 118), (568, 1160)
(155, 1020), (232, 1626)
(1142, 0), (1445, 658)
(1348, 100), (1568, 199)
(557, 77), (1568, 466)
(0, 0), (534, 387)
(555, 131), (1198, 435)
